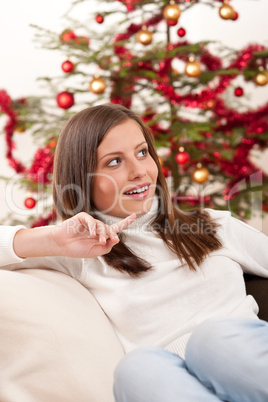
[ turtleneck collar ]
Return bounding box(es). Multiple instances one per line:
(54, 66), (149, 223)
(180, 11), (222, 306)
(94, 195), (159, 231)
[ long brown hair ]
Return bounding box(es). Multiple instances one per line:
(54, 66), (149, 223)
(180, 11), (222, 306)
(53, 103), (222, 276)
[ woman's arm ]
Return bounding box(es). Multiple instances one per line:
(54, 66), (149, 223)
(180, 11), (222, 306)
(209, 209), (268, 277)
(13, 212), (136, 260)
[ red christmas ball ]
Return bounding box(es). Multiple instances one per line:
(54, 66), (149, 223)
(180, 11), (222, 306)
(162, 167), (170, 177)
(177, 27), (186, 37)
(232, 11), (239, 21)
(234, 87), (244, 97)
(74, 36), (90, 47)
(262, 204), (268, 212)
(96, 14), (104, 24)
(61, 30), (76, 42)
(56, 91), (74, 109)
(61, 60), (75, 73)
(167, 19), (178, 26)
(175, 151), (190, 164)
(24, 197), (36, 209)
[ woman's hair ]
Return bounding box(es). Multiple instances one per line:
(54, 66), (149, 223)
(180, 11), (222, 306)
(53, 103), (222, 276)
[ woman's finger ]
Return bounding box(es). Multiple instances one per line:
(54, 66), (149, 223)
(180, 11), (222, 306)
(95, 220), (111, 244)
(111, 213), (137, 234)
(77, 213), (97, 237)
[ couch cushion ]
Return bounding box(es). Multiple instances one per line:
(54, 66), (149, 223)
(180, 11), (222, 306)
(0, 268), (124, 402)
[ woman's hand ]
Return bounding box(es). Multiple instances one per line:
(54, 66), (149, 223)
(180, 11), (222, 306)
(14, 212), (136, 259)
(51, 212), (137, 258)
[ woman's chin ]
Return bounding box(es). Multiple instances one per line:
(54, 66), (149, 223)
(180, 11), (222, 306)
(123, 196), (154, 217)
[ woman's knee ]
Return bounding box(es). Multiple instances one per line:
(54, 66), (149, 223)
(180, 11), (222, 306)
(185, 317), (268, 400)
(186, 317), (268, 363)
(114, 346), (164, 388)
(114, 346), (178, 401)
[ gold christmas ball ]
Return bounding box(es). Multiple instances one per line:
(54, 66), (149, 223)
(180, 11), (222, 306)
(89, 76), (106, 94)
(172, 67), (180, 78)
(185, 57), (202, 78)
(253, 71), (268, 86)
(136, 27), (153, 45)
(163, 1), (181, 21)
(191, 166), (210, 183)
(219, 3), (236, 20)
(15, 122), (27, 133)
(158, 156), (164, 167)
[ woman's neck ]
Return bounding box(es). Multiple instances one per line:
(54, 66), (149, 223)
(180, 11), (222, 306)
(95, 196), (159, 230)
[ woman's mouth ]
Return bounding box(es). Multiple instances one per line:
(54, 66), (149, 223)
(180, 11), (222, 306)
(124, 184), (150, 199)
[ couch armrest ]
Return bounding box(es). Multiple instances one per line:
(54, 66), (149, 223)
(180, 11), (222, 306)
(0, 268), (124, 402)
(244, 274), (268, 322)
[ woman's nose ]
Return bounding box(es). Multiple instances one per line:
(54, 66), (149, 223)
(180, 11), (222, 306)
(128, 159), (146, 180)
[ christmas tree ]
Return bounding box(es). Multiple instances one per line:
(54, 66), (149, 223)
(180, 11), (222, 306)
(1, 0), (268, 227)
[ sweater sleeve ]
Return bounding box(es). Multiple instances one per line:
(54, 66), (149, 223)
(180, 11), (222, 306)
(207, 209), (268, 278)
(0, 225), (84, 280)
(0, 225), (26, 266)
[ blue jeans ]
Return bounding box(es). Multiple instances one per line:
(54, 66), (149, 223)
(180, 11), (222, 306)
(113, 317), (268, 401)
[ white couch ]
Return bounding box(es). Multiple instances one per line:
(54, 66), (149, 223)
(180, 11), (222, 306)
(0, 268), (124, 402)
(2, 268), (267, 402)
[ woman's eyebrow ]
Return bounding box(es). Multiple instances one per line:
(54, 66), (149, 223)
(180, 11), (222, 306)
(99, 141), (147, 161)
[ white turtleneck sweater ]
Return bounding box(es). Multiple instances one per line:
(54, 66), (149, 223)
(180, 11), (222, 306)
(1, 198), (268, 358)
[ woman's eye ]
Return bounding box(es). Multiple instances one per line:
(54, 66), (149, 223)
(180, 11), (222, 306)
(107, 157), (121, 167)
(138, 148), (148, 157)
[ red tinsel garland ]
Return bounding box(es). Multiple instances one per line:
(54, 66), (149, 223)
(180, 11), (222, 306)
(0, 89), (55, 226)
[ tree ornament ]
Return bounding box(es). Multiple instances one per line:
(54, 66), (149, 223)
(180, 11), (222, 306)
(163, 1), (181, 21)
(15, 122), (27, 133)
(136, 26), (153, 45)
(49, 139), (57, 148)
(158, 156), (164, 167)
(234, 86), (244, 97)
(219, 1), (236, 20)
(253, 68), (268, 86)
(61, 60), (75, 73)
(24, 197), (36, 209)
(191, 164), (210, 183)
(162, 167), (170, 177)
(262, 203), (268, 212)
(172, 68), (180, 78)
(89, 75), (106, 94)
(177, 27), (186, 37)
(74, 36), (90, 47)
(99, 56), (112, 70)
(185, 56), (202, 78)
(167, 19), (178, 26)
(96, 14), (104, 24)
(232, 11), (239, 21)
(56, 91), (74, 109)
(60, 29), (77, 43)
(175, 147), (190, 164)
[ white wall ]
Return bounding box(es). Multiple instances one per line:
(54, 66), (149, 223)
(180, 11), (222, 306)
(0, 0), (268, 232)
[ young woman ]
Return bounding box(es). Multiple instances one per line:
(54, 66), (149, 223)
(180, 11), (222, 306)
(0, 103), (268, 401)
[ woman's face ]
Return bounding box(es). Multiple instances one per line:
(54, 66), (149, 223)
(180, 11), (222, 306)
(92, 119), (158, 218)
